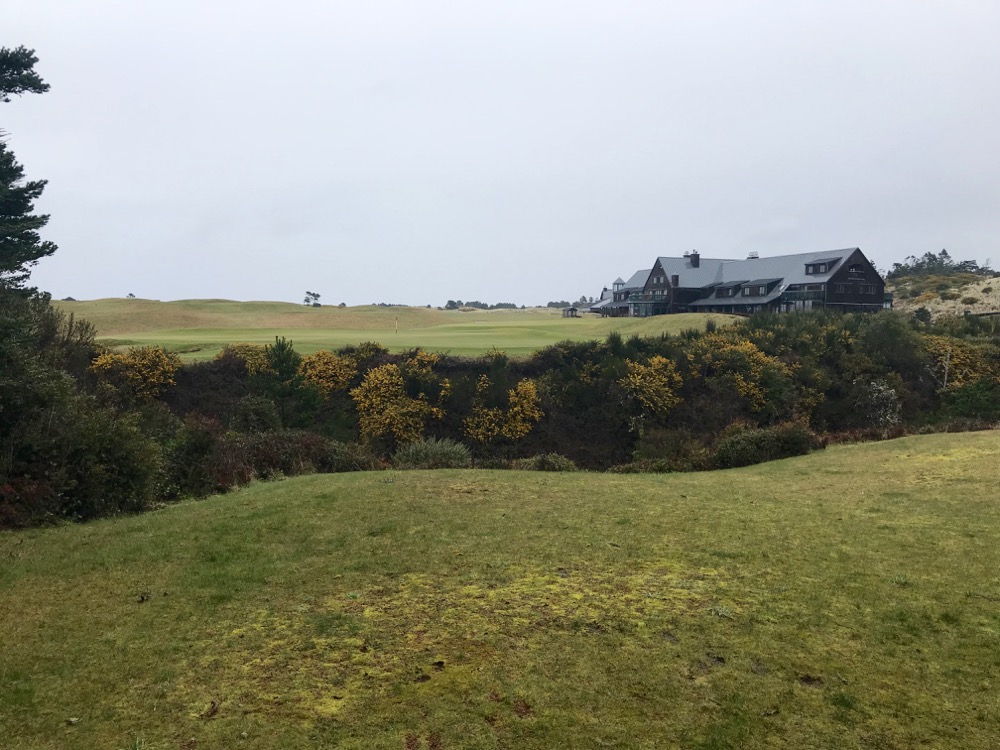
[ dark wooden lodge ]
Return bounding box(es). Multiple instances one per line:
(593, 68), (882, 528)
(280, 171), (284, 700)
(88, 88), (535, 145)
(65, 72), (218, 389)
(593, 248), (890, 317)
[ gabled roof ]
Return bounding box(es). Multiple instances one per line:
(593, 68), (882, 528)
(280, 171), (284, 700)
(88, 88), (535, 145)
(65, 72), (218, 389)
(620, 269), (651, 291)
(662, 248), (860, 290)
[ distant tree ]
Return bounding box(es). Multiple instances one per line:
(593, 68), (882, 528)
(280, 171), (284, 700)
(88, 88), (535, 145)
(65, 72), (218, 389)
(304, 291), (321, 307)
(445, 300), (460, 310)
(127, 292), (135, 298)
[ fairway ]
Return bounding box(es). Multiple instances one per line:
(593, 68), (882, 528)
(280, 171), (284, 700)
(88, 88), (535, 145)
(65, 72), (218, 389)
(2, 432), (999, 749)
(55, 298), (737, 359)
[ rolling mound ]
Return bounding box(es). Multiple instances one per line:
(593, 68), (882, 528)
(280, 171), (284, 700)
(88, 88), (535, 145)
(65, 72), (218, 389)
(2, 431), (998, 748)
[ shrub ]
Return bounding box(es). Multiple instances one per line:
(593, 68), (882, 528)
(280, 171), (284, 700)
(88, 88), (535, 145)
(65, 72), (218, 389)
(89, 345), (182, 402)
(204, 429), (337, 490)
(0, 478), (57, 528)
(351, 364), (440, 445)
(510, 453), (579, 472)
(982, 286), (993, 295)
(165, 415), (225, 497)
(632, 428), (711, 471)
(32, 398), (167, 520)
(214, 343), (271, 376)
(464, 376), (544, 443)
(712, 421), (822, 469)
(942, 378), (1000, 421)
(298, 350), (357, 396)
(392, 437), (472, 469)
(231, 395), (282, 432)
(606, 459), (675, 474)
(327, 441), (388, 472)
(961, 297), (980, 306)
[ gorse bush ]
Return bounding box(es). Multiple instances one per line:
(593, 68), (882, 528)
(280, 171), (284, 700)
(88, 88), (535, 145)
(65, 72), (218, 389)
(392, 437), (472, 469)
(89, 345), (181, 402)
(712, 421), (823, 469)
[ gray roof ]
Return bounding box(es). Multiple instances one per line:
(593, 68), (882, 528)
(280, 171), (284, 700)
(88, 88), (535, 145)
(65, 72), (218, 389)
(613, 277), (625, 284)
(659, 248), (859, 290)
(620, 268), (651, 291)
(589, 297), (613, 311)
(612, 248), (869, 307)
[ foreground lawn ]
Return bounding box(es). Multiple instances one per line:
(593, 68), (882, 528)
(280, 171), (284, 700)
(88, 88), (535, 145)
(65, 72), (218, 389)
(54, 299), (736, 359)
(2, 432), (999, 749)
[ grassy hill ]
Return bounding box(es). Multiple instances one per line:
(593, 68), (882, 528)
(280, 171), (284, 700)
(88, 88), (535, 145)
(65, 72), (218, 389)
(889, 276), (1000, 318)
(53, 299), (736, 359)
(2, 431), (999, 749)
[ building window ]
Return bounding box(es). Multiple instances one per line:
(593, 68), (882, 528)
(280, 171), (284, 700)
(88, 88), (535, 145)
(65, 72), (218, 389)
(806, 263), (827, 274)
(860, 284), (876, 295)
(835, 283), (849, 293)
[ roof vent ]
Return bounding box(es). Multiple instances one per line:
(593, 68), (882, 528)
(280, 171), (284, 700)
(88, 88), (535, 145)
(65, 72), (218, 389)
(683, 251), (690, 257)
(747, 251), (759, 259)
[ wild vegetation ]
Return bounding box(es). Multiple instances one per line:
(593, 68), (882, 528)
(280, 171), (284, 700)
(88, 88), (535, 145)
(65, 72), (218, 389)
(4, 301), (999, 527)
(2, 432), (999, 748)
(888, 249), (1000, 318)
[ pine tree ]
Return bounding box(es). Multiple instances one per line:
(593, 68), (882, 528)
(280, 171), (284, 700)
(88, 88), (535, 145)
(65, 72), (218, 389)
(0, 46), (54, 291)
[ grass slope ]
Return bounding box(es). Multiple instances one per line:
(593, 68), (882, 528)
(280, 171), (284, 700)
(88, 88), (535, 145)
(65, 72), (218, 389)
(53, 299), (735, 359)
(3, 432), (1000, 749)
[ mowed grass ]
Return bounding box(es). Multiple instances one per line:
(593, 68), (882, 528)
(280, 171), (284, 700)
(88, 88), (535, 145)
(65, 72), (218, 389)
(54, 298), (737, 359)
(3, 432), (1000, 749)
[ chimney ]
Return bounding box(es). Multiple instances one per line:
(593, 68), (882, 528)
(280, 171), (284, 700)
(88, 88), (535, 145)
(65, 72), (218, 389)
(747, 251), (759, 259)
(690, 250), (700, 268)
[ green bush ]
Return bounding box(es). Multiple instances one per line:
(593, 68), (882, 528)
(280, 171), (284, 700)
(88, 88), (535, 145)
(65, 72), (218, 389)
(26, 396), (167, 521)
(712, 421), (823, 469)
(205, 429), (337, 489)
(942, 378), (1000, 421)
(982, 286), (993, 295)
(392, 437), (472, 469)
(633, 428), (711, 471)
(510, 453), (579, 472)
(327, 441), (388, 473)
(231, 395), (282, 432)
(606, 459), (675, 474)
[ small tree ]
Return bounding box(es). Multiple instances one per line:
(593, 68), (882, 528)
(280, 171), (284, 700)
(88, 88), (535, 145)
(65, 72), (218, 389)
(303, 291), (321, 307)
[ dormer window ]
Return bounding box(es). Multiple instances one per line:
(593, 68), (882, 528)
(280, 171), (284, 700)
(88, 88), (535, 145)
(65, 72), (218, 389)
(806, 263), (828, 275)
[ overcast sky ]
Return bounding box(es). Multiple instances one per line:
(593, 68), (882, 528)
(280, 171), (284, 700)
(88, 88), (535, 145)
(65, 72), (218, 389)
(6, 1), (999, 306)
